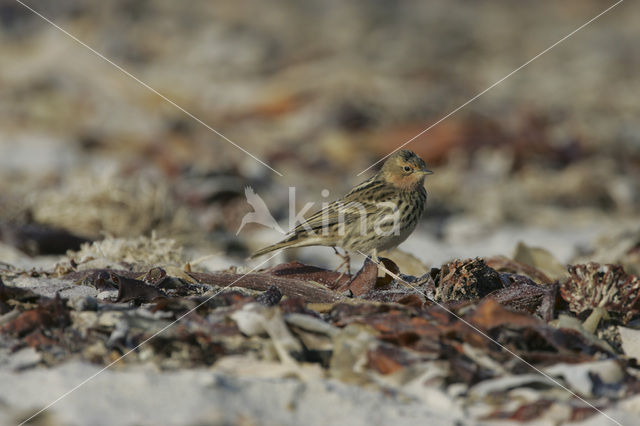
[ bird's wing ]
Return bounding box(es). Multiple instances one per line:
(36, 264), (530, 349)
(290, 198), (378, 236)
(286, 175), (388, 237)
(342, 174), (383, 198)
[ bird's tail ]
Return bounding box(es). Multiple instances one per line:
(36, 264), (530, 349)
(250, 234), (317, 258)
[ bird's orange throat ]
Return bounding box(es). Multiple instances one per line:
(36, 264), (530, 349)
(385, 173), (425, 190)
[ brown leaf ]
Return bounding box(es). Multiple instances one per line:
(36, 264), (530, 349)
(465, 299), (542, 330)
(367, 344), (418, 374)
(336, 257), (378, 296)
(484, 400), (554, 421)
(279, 296), (321, 318)
(395, 294), (426, 308)
(24, 329), (58, 349)
(1, 295), (69, 337)
(112, 273), (165, 303)
(488, 280), (557, 321)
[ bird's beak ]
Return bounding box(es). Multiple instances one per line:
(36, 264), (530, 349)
(418, 168), (433, 175)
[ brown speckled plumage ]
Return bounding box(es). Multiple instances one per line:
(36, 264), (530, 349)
(252, 150), (432, 259)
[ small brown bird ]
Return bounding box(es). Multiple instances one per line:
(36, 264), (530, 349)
(251, 149), (432, 262)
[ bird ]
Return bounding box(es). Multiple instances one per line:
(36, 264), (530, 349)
(251, 149), (432, 265)
(236, 186), (285, 236)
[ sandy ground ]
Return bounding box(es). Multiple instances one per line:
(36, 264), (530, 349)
(0, 360), (461, 426)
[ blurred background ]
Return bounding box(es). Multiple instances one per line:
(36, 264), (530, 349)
(0, 0), (638, 272)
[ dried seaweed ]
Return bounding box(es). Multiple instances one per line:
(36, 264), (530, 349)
(435, 258), (507, 302)
(561, 263), (640, 325)
(1, 255), (639, 424)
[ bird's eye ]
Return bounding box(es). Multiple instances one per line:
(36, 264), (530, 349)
(403, 166), (411, 172)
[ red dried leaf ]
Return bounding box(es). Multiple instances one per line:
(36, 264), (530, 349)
(465, 298), (542, 330)
(367, 344), (418, 374)
(23, 329), (58, 348)
(337, 258), (378, 296)
(1, 296), (69, 337)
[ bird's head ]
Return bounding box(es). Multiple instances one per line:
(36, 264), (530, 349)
(380, 149), (433, 189)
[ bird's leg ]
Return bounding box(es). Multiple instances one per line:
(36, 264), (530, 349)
(369, 249), (383, 276)
(332, 247), (351, 283)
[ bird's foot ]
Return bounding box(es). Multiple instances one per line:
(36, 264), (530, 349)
(332, 247), (351, 285)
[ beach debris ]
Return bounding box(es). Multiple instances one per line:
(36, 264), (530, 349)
(560, 263), (640, 332)
(434, 258), (506, 302)
(0, 254), (639, 424)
